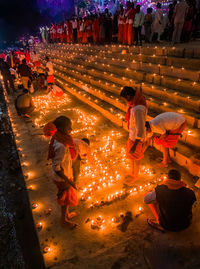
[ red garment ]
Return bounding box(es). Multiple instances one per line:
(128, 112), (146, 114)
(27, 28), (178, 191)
(0, 53), (6, 61)
(43, 122), (57, 137)
(125, 90), (147, 129)
(154, 121), (186, 148)
(45, 125), (77, 161)
(126, 138), (144, 160)
(67, 21), (73, 43)
(118, 24), (124, 43)
(54, 180), (78, 207)
(47, 75), (55, 84)
(127, 8), (136, 45)
(162, 179), (187, 190)
(25, 51), (30, 63)
(93, 18), (100, 43)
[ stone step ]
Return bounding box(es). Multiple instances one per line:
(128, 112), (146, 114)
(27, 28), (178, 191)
(43, 46), (200, 81)
(42, 50), (200, 113)
(56, 53), (200, 100)
(42, 43), (200, 70)
(52, 60), (200, 128)
(55, 76), (200, 177)
(54, 67), (200, 150)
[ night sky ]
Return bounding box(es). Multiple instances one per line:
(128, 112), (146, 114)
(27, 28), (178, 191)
(0, 0), (75, 45)
(0, 0), (48, 44)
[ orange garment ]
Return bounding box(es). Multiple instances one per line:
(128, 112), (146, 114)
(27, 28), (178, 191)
(118, 24), (124, 43)
(123, 21), (128, 44)
(154, 121), (186, 148)
(127, 8), (136, 45)
(54, 180), (78, 207)
(47, 129), (77, 161)
(126, 138), (145, 160)
(93, 18), (100, 43)
(162, 179), (187, 190)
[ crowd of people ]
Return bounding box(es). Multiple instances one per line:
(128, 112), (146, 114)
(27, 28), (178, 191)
(0, 43), (197, 234)
(41, 0), (199, 46)
(0, 49), (60, 117)
(41, 85), (196, 232)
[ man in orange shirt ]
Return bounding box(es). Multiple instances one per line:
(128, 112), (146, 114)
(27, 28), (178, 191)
(93, 15), (100, 44)
(118, 5), (125, 43)
(125, 1), (136, 45)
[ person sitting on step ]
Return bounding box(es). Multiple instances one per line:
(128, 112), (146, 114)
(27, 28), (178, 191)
(145, 112), (186, 168)
(144, 169), (196, 232)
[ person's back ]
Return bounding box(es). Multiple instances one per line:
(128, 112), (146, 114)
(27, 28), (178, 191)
(16, 92), (32, 108)
(155, 181), (196, 231)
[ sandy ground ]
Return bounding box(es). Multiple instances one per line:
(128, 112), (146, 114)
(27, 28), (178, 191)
(7, 88), (200, 269)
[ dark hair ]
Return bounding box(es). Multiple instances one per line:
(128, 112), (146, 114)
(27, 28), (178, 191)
(147, 7), (152, 13)
(22, 59), (26, 64)
(157, 2), (161, 8)
(168, 169), (181, 181)
(82, 138), (90, 145)
(45, 56), (49, 61)
(120, 86), (137, 101)
(54, 116), (71, 134)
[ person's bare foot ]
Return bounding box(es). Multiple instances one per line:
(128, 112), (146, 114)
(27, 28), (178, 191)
(155, 162), (168, 168)
(60, 219), (77, 229)
(67, 212), (78, 219)
(147, 218), (165, 232)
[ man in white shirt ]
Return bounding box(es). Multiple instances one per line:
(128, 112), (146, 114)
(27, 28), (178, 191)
(45, 56), (54, 91)
(172, 0), (188, 44)
(72, 18), (78, 43)
(151, 2), (164, 42)
(120, 86), (147, 185)
(146, 112), (186, 167)
(133, 5), (144, 46)
(72, 138), (94, 183)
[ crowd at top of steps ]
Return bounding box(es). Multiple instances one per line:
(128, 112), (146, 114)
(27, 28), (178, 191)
(40, 0), (199, 47)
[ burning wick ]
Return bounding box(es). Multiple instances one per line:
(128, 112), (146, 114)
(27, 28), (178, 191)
(32, 203), (38, 209)
(43, 246), (51, 253)
(36, 222), (43, 229)
(27, 185), (33, 190)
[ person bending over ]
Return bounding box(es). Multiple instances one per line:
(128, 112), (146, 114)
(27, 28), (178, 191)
(15, 89), (35, 117)
(72, 138), (95, 183)
(146, 112), (186, 167)
(144, 169), (196, 232)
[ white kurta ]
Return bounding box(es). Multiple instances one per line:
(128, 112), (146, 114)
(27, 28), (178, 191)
(129, 105), (147, 141)
(52, 140), (73, 182)
(73, 138), (89, 158)
(46, 61), (54, 76)
(150, 112), (186, 135)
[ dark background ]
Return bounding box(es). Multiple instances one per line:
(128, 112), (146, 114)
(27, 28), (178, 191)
(0, 0), (75, 47)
